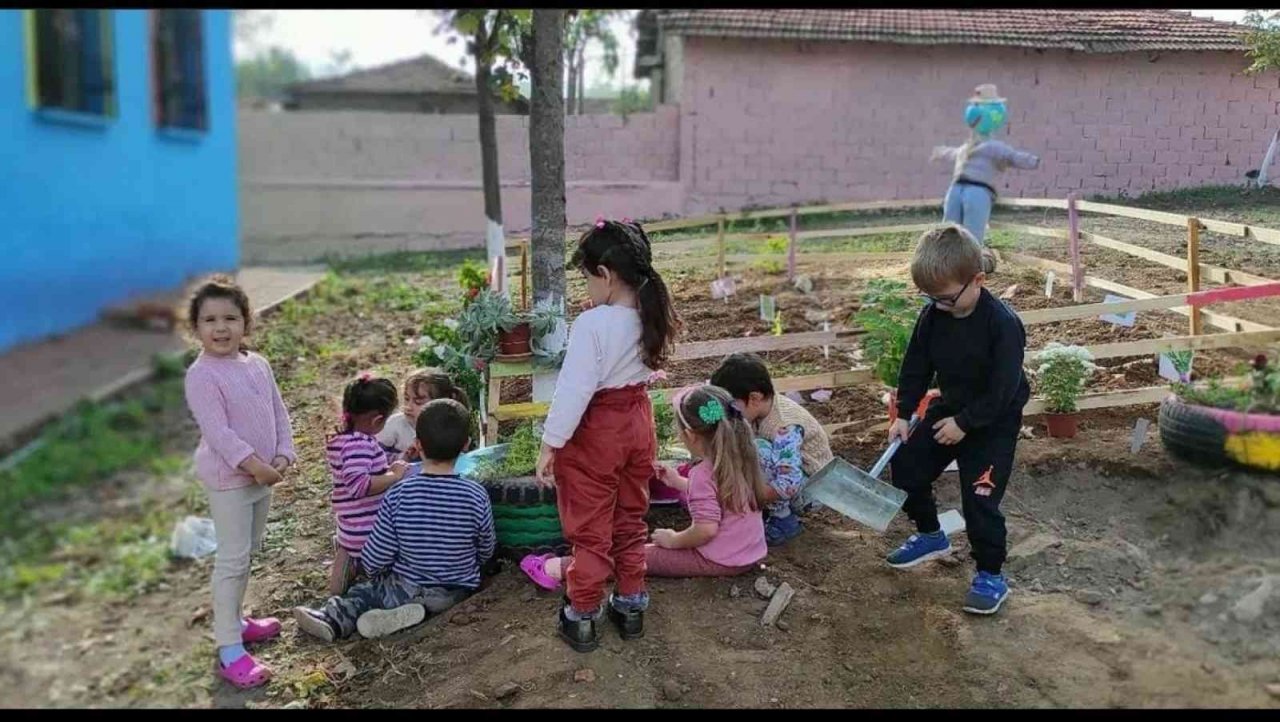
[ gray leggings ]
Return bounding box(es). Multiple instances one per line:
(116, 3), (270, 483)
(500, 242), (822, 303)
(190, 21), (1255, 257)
(321, 573), (473, 638)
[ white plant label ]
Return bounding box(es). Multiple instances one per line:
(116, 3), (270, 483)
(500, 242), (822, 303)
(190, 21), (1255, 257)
(1044, 271), (1056, 298)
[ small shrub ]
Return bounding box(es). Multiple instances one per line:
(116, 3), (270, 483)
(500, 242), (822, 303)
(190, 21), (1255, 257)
(1032, 343), (1098, 413)
(854, 279), (922, 387)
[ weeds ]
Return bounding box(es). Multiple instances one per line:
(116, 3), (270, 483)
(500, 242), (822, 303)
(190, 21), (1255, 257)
(0, 379), (185, 532)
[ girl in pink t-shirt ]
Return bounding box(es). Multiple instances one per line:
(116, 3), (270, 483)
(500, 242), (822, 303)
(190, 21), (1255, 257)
(646, 384), (769, 576)
(520, 384), (767, 589)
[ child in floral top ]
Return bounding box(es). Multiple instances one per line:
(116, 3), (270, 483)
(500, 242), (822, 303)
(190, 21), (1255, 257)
(711, 353), (833, 547)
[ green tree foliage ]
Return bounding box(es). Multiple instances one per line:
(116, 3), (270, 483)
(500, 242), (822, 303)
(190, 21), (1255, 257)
(236, 46), (312, 101)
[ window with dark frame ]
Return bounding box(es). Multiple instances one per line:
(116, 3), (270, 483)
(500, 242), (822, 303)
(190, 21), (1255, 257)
(153, 9), (207, 131)
(32, 9), (116, 116)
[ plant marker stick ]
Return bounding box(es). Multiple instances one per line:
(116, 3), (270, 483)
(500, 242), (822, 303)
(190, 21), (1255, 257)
(1045, 270), (1056, 298)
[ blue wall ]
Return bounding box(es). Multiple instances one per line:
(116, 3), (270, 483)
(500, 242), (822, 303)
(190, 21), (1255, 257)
(0, 9), (237, 353)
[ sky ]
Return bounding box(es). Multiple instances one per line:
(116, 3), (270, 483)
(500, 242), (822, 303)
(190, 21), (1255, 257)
(234, 10), (643, 95)
(235, 9), (1254, 94)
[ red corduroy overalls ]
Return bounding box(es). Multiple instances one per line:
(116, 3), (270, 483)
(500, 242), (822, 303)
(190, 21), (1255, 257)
(555, 384), (656, 613)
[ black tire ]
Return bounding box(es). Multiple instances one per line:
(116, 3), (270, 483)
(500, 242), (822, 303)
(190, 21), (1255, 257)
(481, 475), (556, 506)
(1159, 397), (1230, 468)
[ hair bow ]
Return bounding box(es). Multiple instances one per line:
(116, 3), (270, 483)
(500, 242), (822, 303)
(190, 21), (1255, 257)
(595, 215), (606, 229)
(357, 371), (373, 383)
(697, 399), (725, 425)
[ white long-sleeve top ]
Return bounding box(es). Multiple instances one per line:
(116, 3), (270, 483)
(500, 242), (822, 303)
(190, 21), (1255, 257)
(541, 304), (653, 448)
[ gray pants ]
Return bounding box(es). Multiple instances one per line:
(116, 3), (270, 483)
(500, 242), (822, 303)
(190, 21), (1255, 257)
(207, 483), (272, 647)
(320, 573), (472, 638)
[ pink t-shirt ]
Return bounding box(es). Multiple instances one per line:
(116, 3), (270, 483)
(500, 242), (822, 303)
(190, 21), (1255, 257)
(685, 461), (767, 568)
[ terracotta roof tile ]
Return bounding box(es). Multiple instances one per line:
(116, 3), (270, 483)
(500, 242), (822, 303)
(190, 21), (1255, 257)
(655, 9), (1245, 53)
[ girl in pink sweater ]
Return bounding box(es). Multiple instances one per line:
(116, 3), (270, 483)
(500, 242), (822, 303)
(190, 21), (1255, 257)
(521, 384), (768, 589)
(182, 276), (295, 690)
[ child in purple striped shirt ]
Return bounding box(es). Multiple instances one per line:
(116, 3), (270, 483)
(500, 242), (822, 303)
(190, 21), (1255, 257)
(182, 276), (295, 690)
(326, 373), (409, 595)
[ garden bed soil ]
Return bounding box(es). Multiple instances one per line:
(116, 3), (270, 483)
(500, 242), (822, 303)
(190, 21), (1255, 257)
(3, 220), (1280, 708)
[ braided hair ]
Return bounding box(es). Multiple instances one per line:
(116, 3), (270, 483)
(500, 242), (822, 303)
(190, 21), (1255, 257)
(571, 219), (680, 370)
(339, 373), (398, 434)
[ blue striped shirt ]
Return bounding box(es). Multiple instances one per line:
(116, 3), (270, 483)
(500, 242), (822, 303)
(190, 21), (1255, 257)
(360, 473), (496, 589)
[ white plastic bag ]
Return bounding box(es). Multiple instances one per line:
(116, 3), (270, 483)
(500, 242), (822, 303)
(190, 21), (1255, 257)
(170, 516), (218, 559)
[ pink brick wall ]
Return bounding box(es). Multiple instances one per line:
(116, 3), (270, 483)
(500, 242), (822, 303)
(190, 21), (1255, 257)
(239, 104), (681, 185)
(677, 38), (1277, 214)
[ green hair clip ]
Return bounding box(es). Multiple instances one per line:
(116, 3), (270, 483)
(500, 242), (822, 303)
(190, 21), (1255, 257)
(697, 399), (725, 425)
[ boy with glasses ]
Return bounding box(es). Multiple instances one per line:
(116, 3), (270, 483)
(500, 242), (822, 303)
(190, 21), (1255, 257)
(885, 224), (1030, 615)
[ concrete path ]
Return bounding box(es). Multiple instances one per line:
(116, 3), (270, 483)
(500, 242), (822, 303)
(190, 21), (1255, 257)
(0, 266), (325, 456)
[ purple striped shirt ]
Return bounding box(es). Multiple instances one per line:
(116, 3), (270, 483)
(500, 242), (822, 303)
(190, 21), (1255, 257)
(184, 351), (296, 491)
(326, 431), (391, 557)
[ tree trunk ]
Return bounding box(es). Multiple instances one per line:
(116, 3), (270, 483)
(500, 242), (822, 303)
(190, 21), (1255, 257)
(473, 24), (506, 294)
(529, 9), (567, 402)
(575, 45), (586, 115)
(565, 45), (578, 117)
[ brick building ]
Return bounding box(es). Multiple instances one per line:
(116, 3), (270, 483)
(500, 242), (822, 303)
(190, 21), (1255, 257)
(634, 9), (1262, 213)
(242, 10), (1279, 260)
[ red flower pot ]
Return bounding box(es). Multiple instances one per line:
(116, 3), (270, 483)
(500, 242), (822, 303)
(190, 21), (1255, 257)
(498, 322), (532, 356)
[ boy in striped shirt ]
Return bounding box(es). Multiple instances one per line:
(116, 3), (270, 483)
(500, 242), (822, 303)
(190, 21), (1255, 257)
(294, 398), (496, 641)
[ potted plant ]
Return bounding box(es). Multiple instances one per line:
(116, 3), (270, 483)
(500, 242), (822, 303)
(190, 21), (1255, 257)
(1032, 342), (1098, 438)
(1160, 353), (1280, 472)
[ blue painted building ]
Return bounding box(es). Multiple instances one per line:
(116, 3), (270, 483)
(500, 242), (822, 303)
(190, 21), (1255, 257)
(0, 9), (236, 353)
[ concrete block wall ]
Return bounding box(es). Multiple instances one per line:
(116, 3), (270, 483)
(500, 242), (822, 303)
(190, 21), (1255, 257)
(677, 38), (1277, 214)
(240, 39), (1277, 262)
(239, 103), (680, 185)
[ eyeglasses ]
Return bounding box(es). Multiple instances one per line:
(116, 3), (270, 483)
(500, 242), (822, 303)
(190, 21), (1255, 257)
(921, 278), (973, 307)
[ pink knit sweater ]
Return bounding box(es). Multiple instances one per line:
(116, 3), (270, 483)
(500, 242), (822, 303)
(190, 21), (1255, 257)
(184, 350), (297, 491)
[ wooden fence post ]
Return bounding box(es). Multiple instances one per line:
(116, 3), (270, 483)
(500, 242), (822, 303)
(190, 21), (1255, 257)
(717, 215), (726, 278)
(1067, 192), (1083, 303)
(520, 241), (529, 311)
(788, 208), (798, 280)
(1188, 217), (1203, 336)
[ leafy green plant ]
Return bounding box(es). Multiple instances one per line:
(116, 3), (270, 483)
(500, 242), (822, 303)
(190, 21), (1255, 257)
(1032, 343), (1098, 414)
(854, 279), (922, 387)
(652, 390), (677, 456)
(457, 259), (490, 304)
(470, 421), (541, 481)
(529, 300), (567, 369)
(753, 235), (789, 274)
(1176, 354), (1280, 414)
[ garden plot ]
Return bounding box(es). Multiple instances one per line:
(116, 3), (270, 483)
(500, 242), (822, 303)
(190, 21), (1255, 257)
(2, 190), (1280, 708)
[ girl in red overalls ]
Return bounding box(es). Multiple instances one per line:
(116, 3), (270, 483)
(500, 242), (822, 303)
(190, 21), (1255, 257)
(533, 218), (679, 653)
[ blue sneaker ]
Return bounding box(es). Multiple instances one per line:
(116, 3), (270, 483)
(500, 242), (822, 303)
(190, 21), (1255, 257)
(963, 571), (1010, 615)
(885, 530), (952, 569)
(765, 513), (802, 547)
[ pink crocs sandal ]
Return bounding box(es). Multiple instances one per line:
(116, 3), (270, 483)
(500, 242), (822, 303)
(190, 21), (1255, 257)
(241, 616), (281, 644)
(519, 553), (562, 591)
(218, 653), (272, 690)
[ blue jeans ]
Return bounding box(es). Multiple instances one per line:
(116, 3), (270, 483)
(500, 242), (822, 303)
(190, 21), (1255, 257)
(943, 182), (994, 245)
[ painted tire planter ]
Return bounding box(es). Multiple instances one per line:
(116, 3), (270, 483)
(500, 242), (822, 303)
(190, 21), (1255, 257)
(1158, 396), (1280, 472)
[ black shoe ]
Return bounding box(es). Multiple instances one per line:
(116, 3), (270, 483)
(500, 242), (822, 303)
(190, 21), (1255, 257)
(557, 606), (599, 653)
(607, 604), (645, 640)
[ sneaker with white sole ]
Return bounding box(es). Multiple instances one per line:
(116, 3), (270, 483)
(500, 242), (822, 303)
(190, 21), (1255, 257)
(293, 607), (338, 643)
(885, 530), (952, 569)
(962, 571), (1010, 615)
(356, 603), (426, 639)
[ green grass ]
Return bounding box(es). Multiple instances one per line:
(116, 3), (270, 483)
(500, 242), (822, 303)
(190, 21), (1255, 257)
(326, 248), (485, 275)
(0, 505), (175, 600)
(1086, 184), (1280, 225)
(0, 375), (186, 536)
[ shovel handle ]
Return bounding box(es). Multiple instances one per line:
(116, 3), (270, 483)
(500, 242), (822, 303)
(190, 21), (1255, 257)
(867, 414), (920, 479)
